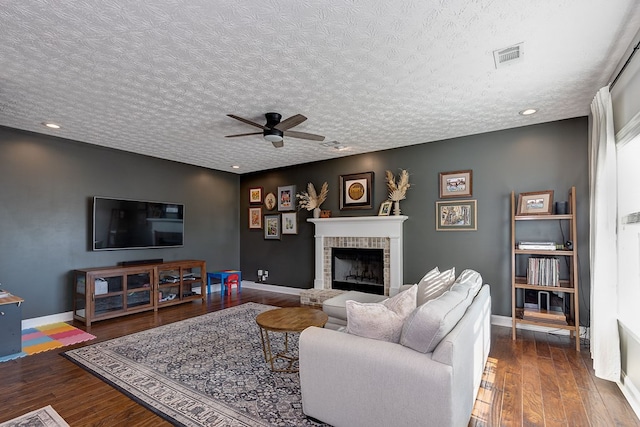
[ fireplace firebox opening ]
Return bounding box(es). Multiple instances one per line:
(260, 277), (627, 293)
(331, 247), (384, 295)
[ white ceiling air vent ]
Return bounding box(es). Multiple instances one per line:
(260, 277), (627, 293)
(493, 43), (524, 68)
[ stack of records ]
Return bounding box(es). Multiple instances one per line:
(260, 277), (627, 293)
(527, 257), (560, 286)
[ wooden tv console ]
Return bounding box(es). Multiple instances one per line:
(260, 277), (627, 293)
(73, 259), (206, 327)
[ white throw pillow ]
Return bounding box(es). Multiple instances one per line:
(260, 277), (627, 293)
(400, 289), (468, 353)
(346, 285), (417, 343)
(416, 266), (440, 284)
(450, 269), (483, 301)
(416, 267), (456, 306)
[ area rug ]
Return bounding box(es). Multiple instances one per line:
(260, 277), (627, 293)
(0, 405), (70, 427)
(0, 322), (97, 362)
(63, 302), (326, 427)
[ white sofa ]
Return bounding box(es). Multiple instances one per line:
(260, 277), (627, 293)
(299, 270), (491, 427)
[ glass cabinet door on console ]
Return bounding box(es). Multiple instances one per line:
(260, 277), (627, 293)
(125, 271), (153, 309)
(73, 265), (156, 327)
(158, 268), (181, 303)
(94, 274), (124, 317)
(157, 260), (205, 307)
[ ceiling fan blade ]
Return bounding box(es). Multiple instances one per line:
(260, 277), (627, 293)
(227, 114), (269, 130)
(225, 132), (262, 138)
(284, 130), (325, 141)
(272, 140), (284, 148)
(274, 114), (307, 131)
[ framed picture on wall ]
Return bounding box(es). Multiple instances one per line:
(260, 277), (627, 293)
(340, 171), (374, 210)
(439, 170), (473, 198)
(436, 200), (477, 231)
(277, 185), (296, 211)
(264, 192), (277, 211)
(249, 187), (263, 204)
(264, 214), (281, 239)
(248, 207), (262, 229)
(517, 190), (554, 215)
(281, 212), (297, 234)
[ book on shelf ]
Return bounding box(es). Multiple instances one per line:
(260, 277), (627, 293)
(518, 241), (556, 250)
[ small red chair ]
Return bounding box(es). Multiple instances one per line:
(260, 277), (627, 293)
(224, 273), (240, 296)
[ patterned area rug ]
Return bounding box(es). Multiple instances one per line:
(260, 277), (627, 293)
(63, 303), (326, 427)
(0, 405), (69, 427)
(0, 322), (96, 362)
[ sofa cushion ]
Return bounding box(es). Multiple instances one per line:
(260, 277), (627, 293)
(345, 285), (417, 343)
(323, 291), (387, 322)
(400, 288), (469, 353)
(449, 269), (483, 302)
(416, 267), (456, 306)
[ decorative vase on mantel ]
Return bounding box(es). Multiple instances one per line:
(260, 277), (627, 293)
(313, 207), (321, 218)
(393, 201), (401, 215)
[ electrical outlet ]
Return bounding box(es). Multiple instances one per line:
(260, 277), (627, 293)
(264, 270), (269, 278)
(257, 269), (263, 276)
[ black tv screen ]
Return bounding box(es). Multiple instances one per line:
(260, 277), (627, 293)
(93, 197), (184, 250)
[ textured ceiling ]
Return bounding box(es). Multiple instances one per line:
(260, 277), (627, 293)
(1, 1), (639, 174)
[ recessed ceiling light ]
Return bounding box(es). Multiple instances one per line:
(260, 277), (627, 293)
(519, 109), (537, 116)
(231, 165), (240, 169)
(43, 122), (61, 129)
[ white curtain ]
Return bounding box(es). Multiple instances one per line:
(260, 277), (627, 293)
(589, 86), (620, 382)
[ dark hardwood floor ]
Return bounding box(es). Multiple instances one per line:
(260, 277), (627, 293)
(1, 288), (638, 426)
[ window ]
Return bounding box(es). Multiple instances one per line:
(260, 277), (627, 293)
(617, 134), (640, 338)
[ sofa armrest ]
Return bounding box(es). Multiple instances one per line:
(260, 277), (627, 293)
(299, 327), (454, 427)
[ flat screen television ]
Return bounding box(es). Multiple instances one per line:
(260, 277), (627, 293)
(93, 196), (184, 250)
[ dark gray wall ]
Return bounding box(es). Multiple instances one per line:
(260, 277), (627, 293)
(240, 118), (590, 324)
(0, 126), (240, 319)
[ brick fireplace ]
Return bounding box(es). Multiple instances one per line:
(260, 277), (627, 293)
(308, 216), (408, 296)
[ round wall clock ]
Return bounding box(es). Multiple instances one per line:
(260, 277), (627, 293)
(264, 192), (276, 210)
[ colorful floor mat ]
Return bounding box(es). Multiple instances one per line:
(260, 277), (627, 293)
(0, 322), (96, 362)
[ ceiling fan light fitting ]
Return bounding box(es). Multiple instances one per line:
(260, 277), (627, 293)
(263, 133), (283, 143)
(226, 112), (324, 147)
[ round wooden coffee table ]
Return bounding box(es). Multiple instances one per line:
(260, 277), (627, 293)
(256, 307), (328, 372)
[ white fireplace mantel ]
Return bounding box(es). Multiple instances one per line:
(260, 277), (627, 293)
(308, 216), (408, 295)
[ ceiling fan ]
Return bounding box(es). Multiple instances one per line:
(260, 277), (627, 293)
(226, 112), (325, 148)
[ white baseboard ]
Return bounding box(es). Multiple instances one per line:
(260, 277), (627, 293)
(620, 372), (640, 420)
(491, 314), (589, 338)
(22, 311), (73, 329)
(240, 281), (304, 296)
